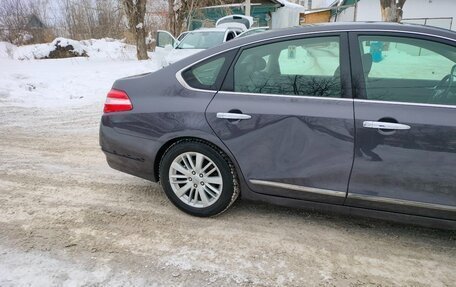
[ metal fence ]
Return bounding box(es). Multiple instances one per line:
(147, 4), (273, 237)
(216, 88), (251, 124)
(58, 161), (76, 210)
(401, 17), (453, 31)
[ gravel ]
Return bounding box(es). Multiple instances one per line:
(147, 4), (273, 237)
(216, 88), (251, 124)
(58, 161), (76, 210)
(0, 105), (455, 287)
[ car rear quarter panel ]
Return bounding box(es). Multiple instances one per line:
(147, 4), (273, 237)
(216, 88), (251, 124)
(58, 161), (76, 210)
(100, 65), (246, 183)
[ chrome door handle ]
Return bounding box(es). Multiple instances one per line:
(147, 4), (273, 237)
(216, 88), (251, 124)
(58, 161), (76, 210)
(216, 112), (252, 120)
(363, 121), (411, 130)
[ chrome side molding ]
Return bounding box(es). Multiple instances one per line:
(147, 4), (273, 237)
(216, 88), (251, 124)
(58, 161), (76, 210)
(348, 193), (456, 212)
(249, 179), (346, 197)
(249, 180), (456, 212)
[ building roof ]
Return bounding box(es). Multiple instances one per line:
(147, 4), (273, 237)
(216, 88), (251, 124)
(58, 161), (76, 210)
(26, 14), (46, 29)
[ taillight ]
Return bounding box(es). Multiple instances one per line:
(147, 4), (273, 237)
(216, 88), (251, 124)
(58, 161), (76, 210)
(103, 89), (133, 113)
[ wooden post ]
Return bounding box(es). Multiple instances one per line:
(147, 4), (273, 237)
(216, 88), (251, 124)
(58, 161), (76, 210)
(354, 0), (358, 21)
(245, 0), (251, 16)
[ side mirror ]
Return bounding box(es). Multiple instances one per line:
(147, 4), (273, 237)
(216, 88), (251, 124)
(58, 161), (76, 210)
(165, 44), (174, 51)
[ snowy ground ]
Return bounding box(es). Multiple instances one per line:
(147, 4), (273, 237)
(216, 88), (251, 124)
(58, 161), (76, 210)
(0, 41), (455, 286)
(0, 58), (159, 108)
(0, 39), (160, 109)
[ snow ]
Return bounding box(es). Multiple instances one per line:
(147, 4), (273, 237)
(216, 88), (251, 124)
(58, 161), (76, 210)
(277, 0), (304, 11)
(0, 39), (162, 109)
(271, 1), (305, 29)
(0, 42), (16, 59)
(0, 246), (151, 286)
(12, 38), (86, 60)
(1, 38), (141, 61)
(78, 38), (139, 60)
(362, 43), (452, 80)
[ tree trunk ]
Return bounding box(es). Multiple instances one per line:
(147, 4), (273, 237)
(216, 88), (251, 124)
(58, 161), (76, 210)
(135, 25), (148, 60)
(380, 0), (406, 22)
(123, 0), (149, 60)
(168, 0), (175, 34)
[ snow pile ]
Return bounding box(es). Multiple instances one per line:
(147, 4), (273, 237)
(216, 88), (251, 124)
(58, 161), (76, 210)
(0, 38), (140, 61)
(0, 42), (16, 59)
(79, 38), (138, 60)
(13, 38), (87, 60)
(53, 38), (86, 55)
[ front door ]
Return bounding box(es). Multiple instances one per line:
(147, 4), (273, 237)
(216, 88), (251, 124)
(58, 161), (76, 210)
(155, 30), (178, 66)
(347, 32), (456, 220)
(206, 33), (354, 204)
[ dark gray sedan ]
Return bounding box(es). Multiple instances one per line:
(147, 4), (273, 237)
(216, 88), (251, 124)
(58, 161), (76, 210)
(100, 22), (456, 229)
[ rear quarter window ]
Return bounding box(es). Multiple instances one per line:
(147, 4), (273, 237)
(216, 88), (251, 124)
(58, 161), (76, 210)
(181, 50), (237, 91)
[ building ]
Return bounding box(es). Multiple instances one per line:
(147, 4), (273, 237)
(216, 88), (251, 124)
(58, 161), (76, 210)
(352, 0), (455, 31)
(26, 14), (46, 29)
(191, 0), (305, 30)
(304, 0), (456, 31)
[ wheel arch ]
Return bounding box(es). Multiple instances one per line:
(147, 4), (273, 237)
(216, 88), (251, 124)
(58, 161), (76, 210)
(153, 135), (244, 186)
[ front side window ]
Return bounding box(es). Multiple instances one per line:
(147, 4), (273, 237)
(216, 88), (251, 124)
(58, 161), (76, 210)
(233, 36), (341, 97)
(358, 35), (456, 105)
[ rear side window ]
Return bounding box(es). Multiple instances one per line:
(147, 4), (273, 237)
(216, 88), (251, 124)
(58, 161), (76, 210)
(182, 56), (227, 90)
(232, 36), (341, 97)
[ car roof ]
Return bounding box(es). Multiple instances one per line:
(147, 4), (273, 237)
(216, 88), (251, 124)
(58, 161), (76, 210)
(166, 22), (456, 72)
(241, 22), (455, 44)
(219, 22), (455, 52)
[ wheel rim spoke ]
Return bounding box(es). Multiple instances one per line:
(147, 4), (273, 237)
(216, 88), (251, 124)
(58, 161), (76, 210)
(188, 187), (195, 204)
(206, 167), (217, 176)
(204, 186), (217, 198)
(199, 188), (210, 205)
(175, 182), (192, 197)
(195, 153), (203, 171)
(205, 183), (220, 196)
(171, 162), (190, 176)
(169, 151), (223, 208)
(186, 154), (196, 170)
(205, 176), (222, 185)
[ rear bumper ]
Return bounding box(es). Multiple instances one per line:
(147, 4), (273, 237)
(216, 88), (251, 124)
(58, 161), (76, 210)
(99, 117), (160, 182)
(102, 148), (156, 181)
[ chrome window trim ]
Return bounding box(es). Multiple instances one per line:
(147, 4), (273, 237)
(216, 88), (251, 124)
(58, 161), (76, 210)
(348, 193), (456, 212)
(175, 71), (217, 94)
(249, 179), (347, 197)
(218, 91), (353, 101)
(176, 28), (456, 93)
(354, 99), (456, 109)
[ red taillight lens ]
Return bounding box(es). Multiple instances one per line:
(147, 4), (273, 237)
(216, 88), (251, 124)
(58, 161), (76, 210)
(103, 89), (133, 113)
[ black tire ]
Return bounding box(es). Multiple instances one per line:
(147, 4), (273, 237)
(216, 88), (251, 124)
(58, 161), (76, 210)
(159, 139), (239, 217)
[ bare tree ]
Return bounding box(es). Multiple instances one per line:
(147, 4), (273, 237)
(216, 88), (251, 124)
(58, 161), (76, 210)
(167, 0), (224, 36)
(0, 0), (31, 44)
(380, 0), (406, 22)
(58, 0), (124, 40)
(95, 0), (124, 39)
(123, 0), (148, 60)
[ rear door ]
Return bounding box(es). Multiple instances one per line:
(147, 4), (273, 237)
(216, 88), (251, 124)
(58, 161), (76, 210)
(347, 32), (456, 220)
(206, 33), (355, 204)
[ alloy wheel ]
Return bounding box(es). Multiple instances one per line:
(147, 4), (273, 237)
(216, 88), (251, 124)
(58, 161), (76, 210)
(168, 152), (223, 208)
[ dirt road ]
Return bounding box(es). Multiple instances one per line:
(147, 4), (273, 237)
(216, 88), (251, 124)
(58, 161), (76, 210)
(0, 105), (455, 287)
